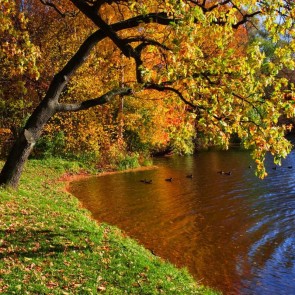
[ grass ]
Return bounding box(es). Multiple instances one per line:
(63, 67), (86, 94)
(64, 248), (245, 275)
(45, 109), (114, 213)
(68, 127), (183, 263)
(0, 158), (220, 294)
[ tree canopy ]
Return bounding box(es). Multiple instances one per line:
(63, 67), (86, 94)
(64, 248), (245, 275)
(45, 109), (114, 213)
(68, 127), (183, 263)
(1, 0), (295, 187)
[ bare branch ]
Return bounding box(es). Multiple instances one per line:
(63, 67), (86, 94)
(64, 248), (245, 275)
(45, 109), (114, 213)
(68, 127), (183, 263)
(56, 87), (132, 112)
(232, 11), (262, 29)
(124, 37), (171, 51)
(71, 0), (135, 58)
(39, 0), (78, 17)
(145, 83), (196, 109)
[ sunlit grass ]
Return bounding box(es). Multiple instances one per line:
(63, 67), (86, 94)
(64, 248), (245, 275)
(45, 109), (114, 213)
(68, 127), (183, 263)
(0, 159), (220, 294)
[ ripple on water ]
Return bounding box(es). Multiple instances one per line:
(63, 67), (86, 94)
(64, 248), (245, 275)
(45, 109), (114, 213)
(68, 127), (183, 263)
(241, 236), (295, 294)
(70, 150), (295, 294)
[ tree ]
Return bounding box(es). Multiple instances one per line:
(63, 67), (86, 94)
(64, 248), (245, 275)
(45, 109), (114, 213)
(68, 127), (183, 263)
(1, 0), (295, 188)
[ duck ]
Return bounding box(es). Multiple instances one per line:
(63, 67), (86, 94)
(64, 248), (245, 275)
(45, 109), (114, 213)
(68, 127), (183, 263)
(165, 177), (173, 182)
(224, 171), (232, 175)
(288, 166), (293, 169)
(140, 179), (152, 184)
(144, 179), (152, 184)
(186, 174), (193, 178)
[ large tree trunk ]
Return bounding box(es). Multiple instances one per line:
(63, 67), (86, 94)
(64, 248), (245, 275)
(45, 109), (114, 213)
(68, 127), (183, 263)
(0, 72), (65, 188)
(0, 131), (38, 188)
(0, 98), (57, 188)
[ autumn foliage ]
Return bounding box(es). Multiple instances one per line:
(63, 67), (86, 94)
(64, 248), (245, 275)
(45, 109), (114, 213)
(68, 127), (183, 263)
(1, 0), (197, 164)
(1, 0), (295, 186)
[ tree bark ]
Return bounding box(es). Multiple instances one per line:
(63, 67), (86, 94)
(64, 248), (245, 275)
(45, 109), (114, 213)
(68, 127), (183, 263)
(0, 91), (58, 188)
(0, 131), (41, 188)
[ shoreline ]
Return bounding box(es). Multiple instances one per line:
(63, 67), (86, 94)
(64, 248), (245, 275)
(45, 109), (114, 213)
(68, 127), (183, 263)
(61, 165), (159, 192)
(0, 159), (219, 294)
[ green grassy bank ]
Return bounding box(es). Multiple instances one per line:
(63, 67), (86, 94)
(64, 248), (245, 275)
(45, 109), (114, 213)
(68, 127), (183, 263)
(0, 159), (219, 294)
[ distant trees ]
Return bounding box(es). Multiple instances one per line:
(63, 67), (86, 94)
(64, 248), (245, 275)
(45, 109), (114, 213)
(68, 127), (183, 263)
(0, 0), (39, 135)
(1, 0), (295, 187)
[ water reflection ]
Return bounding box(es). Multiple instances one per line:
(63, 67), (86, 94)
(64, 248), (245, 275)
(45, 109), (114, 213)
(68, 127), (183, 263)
(70, 149), (295, 294)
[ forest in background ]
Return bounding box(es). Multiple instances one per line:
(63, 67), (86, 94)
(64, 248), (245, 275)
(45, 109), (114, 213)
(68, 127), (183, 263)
(1, 0), (202, 167)
(1, 0), (295, 179)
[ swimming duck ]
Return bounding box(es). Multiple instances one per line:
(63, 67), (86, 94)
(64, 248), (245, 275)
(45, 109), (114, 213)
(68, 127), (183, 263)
(186, 174), (193, 178)
(224, 171), (231, 175)
(165, 178), (173, 182)
(140, 179), (152, 184)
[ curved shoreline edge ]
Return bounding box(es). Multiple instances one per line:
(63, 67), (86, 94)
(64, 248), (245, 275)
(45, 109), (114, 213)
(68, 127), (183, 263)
(0, 159), (220, 294)
(61, 165), (159, 192)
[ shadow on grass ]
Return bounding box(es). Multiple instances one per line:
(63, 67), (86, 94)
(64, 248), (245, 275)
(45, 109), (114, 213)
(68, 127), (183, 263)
(0, 228), (96, 259)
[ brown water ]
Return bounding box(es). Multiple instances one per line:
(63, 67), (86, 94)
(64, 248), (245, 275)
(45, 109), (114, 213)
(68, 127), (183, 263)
(69, 149), (295, 294)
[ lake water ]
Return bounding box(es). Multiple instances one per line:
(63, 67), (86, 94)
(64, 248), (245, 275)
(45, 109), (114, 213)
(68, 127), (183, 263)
(69, 149), (295, 294)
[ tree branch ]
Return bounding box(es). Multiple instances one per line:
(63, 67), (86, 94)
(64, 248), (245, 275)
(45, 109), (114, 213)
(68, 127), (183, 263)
(188, 0), (231, 13)
(232, 92), (263, 119)
(56, 87), (132, 112)
(187, 0), (261, 28)
(125, 37), (171, 50)
(145, 83), (196, 109)
(39, 0), (78, 17)
(132, 39), (171, 83)
(232, 11), (262, 29)
(47, 12), (176, 95)
(71, 0), (135, 58)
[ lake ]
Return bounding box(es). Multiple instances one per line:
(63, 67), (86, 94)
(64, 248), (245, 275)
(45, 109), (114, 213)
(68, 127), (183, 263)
(69, 149), (295, 294)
